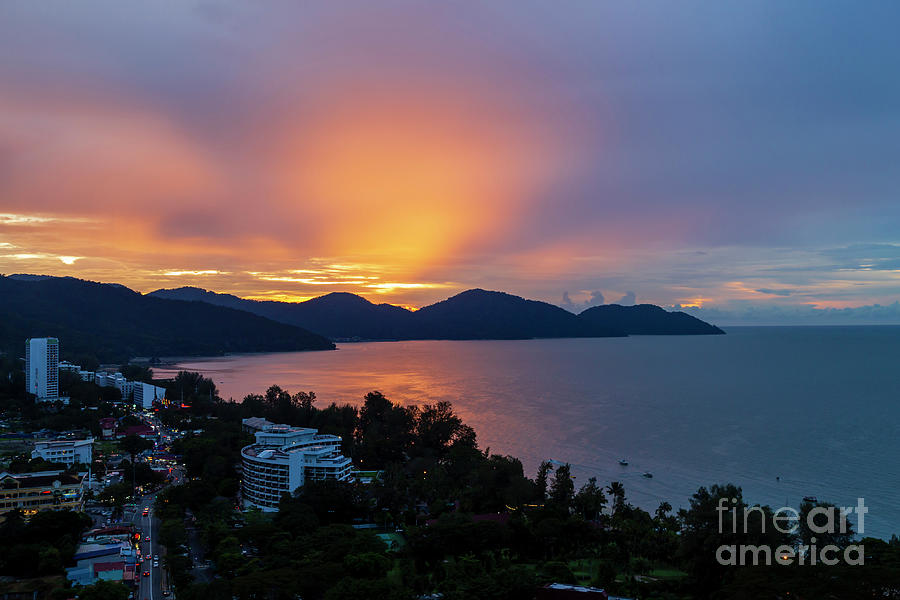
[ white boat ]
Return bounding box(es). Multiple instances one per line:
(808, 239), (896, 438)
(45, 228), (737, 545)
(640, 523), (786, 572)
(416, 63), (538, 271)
(618, 459), (628, 466)
(642, 471), (653, 478)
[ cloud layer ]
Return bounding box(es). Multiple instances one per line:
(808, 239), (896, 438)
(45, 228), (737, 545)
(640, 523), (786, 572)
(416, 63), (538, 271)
(1, 2), (899, 322)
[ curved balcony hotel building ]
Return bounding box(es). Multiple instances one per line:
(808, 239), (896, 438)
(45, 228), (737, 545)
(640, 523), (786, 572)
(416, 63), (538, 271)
(241, 421), (352, 511)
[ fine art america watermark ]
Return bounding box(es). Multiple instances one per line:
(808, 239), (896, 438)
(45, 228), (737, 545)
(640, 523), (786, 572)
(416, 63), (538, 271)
(715, 497), (868, 566)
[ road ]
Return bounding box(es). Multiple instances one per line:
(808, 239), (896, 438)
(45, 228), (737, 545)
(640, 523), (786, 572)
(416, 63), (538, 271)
(131, 467), (184, 600)
(133, 493), (164, 600)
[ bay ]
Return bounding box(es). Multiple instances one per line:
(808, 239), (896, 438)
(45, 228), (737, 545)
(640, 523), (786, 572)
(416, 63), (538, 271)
(154, 326), (900, 539)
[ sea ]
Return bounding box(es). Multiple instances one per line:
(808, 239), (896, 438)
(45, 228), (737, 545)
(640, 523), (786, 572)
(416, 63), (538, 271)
(153, 326), (900, 540)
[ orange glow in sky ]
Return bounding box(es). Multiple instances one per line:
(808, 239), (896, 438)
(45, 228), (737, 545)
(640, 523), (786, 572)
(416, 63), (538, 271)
(1, 3), (898, 320)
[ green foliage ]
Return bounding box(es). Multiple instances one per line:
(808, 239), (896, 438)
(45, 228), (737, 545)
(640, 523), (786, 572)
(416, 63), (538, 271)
(170, 418), (246, 494)
(439, 558), (537, 600)
(272, 497), (319, 538)
(414, 401), (476, 461)
(119, 434), (153, 459)
(6, 456), (68, 473)
(537, 561), (576, 585)
(355, 391), (416, 467)
(797, 500), (855, 548)
(160, 518), (189, 550)
(548, 463), (575, 514)
(98, 482), (132, 508)
(462, 454), (534, 513)
(166, 553), (195, 590)
(323, 577), (397, 600)
(170, 371), (220, 412)
(77, 580), (130, 600)
(119, 364), (154, 383)
(343, 552), (391, 579)
(295, 479), (367, 524)
(535, 461), (552, 501)
(677, 483), (792, 596)
(121, 459), (165, 487)
(0, 509), (91, 577)
(574, 477), (606, 520)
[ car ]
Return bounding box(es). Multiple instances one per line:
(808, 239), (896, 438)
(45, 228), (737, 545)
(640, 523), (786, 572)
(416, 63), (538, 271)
(154, 555), (159, 561)
(145, 536), (151, 542)
(153, 561), (159, 568)
(142, 571), (150, 577)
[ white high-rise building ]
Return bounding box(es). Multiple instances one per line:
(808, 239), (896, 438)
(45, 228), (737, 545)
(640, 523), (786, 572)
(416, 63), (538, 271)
(241, 422), (352, 511)
(134, 382), (166, 409)
(25, 338), (59, 401)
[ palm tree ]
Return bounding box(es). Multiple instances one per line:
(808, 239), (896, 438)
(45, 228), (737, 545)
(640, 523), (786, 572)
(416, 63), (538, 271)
(607, 481), (626, 515)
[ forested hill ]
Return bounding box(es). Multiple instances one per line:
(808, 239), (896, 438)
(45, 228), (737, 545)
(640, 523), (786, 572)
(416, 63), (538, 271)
(150, 287), (627, 339)
(0, 275), (334, 363)
(151, 286), (725, 340)
(578, 303), (725, 335)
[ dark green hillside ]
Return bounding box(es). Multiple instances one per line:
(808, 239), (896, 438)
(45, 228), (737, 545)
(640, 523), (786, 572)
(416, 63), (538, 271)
(578, 303), (725, 335)
(0, 275), (334, 363)
(411, 289), (626, 339)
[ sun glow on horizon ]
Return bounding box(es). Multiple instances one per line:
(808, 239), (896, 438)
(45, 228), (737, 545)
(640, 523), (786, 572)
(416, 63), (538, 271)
(1, 4), (898, 319)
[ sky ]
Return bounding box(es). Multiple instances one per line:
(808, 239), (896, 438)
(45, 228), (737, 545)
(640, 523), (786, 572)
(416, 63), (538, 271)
(1, 1), (899, 323)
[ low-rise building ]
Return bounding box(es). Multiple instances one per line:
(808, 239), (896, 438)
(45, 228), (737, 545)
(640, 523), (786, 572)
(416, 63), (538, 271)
(95, 372), (133, 397)
(100, 417), (118, 439)
(0, 469), (85, 519)
(32, 437), (93, 465)
(120, 424), (155, 441)
(93, 561), (126, 582)
(66, 540), (136, 586)
(241, 422), (352, 512)
(241, 417), (275, 433)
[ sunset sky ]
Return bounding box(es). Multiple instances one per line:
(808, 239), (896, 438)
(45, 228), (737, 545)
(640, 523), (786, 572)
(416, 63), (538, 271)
(2, 2), (899, 322)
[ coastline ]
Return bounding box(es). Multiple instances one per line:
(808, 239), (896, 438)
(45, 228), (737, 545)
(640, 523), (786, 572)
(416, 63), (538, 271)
(147, 331), (900, 541)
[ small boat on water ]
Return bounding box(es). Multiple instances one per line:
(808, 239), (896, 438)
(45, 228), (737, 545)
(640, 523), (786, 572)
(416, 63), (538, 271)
(618, 459), (628, 466)
(642, 471), (653, 478)
(803, 496), (818, 503)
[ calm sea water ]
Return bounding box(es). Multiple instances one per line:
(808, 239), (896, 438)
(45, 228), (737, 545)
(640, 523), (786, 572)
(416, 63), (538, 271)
(155, 327), (900, 539)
